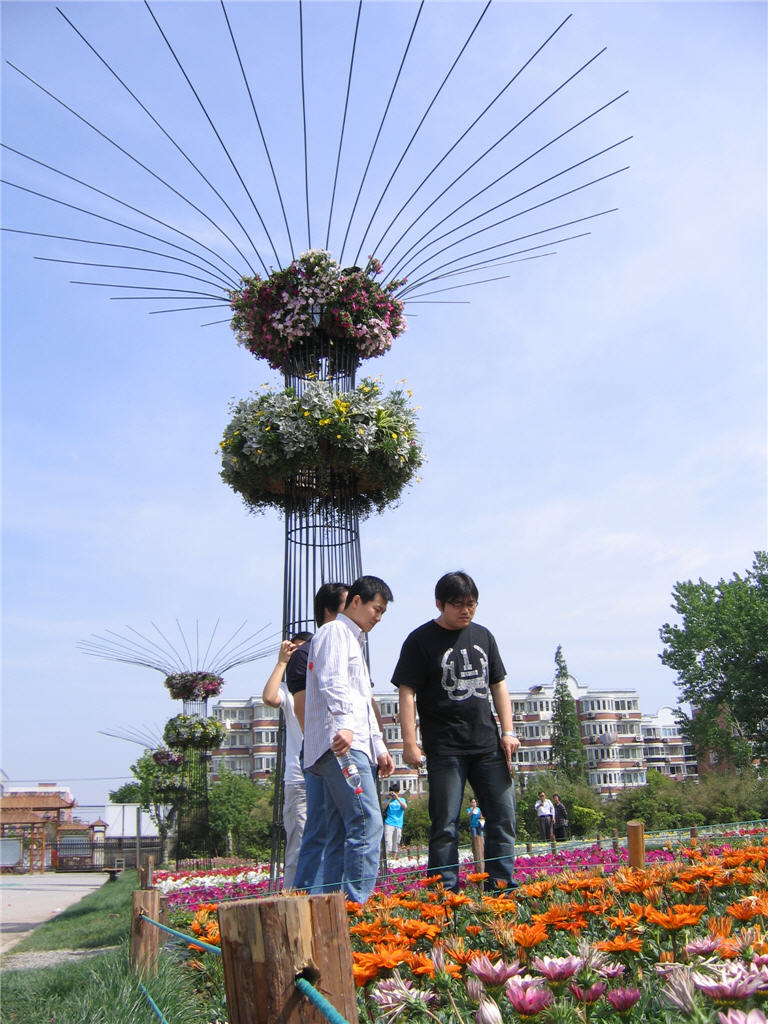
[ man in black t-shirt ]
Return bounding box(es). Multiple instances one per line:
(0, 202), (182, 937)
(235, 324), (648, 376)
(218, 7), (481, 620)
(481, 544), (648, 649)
(392, 571), (520, 891)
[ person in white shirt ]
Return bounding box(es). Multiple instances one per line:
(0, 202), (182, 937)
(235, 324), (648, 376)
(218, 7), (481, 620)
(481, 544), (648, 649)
(262, 633), (312, 889)
(303, 575), (395, 903)
(535, 791), (555, 841)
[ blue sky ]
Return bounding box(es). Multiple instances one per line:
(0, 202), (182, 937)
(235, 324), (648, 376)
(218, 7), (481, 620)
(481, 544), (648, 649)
(2, 1), (766, 808)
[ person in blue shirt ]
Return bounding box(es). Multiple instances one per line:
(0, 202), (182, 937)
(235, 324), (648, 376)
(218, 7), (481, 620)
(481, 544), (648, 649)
(467, 797), (485, 872)
(383, 784), (407, 858)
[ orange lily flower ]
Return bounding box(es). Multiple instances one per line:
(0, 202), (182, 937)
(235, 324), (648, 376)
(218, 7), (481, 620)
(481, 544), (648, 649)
(644, 904), (707, 931)
(511, 922), (549, 948)
(595, 933), (643, 953)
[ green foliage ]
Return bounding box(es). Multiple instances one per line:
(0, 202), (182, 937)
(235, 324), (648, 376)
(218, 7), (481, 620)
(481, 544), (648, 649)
(600, 768), (768, 833)
(109, 752), (181, 858)
(10, 870), (137, 954)
(220, 378), (423, 518)
(208, 768), (275, 859)
(549, 646), (587, 782)
(400, 793), (431, 846)
(660, 551), (768, 760)
(0, 945), (222, 1024)
(570, 804), (603, 837)
(109, 781), (142, 803)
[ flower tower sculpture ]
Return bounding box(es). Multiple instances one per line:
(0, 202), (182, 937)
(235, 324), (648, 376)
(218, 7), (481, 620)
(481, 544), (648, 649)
(222, 250), (423, 887)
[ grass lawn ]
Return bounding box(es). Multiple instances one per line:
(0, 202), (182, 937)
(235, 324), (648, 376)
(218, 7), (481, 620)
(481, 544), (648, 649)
(2, 873), (226, 1024)
(0, 944), (225, 1024)
(9, 870), (138, 953)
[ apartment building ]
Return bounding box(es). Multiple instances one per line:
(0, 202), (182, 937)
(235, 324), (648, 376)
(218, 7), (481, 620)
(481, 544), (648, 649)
(641, 705), (698, 780)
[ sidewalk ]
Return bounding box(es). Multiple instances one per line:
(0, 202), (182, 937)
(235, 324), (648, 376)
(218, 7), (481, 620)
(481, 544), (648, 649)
(0, 872), (108, 954)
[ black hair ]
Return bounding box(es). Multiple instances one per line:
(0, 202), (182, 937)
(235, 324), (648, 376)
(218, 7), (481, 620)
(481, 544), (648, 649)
(434, 570), (478, 605)
(314, 582), (349, 627)
(388, 782), (400, 792)
(345, 575), (393, 606)
(290, 631), (313, 645)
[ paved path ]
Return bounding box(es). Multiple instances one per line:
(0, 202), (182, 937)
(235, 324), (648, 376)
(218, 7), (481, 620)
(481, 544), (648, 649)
(0, 872), (108, 955)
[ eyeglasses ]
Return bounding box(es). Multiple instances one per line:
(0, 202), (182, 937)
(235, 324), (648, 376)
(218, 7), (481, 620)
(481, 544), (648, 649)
(447, 599), (477, 610)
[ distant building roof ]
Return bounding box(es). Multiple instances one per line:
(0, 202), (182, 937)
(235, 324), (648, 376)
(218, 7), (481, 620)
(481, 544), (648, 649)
(0, 794), (75, 810)
(0, 808), (48, 825)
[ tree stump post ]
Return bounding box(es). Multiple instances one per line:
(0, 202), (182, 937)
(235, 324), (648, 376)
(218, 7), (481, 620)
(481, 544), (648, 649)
(626, 820), (645, 869)
(129, 888), (161, 977)
(218, 893), (358, 1024)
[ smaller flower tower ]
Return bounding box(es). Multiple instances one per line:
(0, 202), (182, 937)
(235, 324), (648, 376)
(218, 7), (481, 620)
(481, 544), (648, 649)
(80, 621), (274, 868)
(162, 673), (226, 864)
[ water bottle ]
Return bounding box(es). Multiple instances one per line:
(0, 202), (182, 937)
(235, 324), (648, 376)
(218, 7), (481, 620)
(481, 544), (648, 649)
(336, 752), (363, 794)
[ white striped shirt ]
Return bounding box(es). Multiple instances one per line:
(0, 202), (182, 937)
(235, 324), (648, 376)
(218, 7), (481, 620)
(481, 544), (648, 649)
(303, 613), (386, 770)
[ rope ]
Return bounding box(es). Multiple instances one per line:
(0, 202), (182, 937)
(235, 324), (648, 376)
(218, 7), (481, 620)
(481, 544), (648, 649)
(296, 977), (353, 1024)
(141, 913), (222, 956)
(138, 982), (171, 1024)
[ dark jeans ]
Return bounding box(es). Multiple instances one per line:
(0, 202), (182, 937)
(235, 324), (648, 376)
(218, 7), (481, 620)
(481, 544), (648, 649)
(538, 814), (554, 841)
(426, 747), (516, 891)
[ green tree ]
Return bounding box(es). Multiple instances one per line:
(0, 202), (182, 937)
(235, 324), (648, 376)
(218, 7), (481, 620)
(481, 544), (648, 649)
(108, 751), (182, 862)
(549, 646), (587, 782)
(659, 552), (768, 763)
(108, 781), (141, 803)
(208, 769), (274, 859)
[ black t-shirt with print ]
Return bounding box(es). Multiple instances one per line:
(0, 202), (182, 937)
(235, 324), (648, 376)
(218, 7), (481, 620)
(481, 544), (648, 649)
(391, 620), (506, 756)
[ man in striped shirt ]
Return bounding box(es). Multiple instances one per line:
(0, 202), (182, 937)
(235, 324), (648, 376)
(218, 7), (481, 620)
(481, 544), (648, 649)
(303, 575), (395, 903)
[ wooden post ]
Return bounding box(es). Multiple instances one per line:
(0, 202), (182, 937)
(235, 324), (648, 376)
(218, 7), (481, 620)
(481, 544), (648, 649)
(159, 894), (169, 927)
(129, 889), (161, 977)
(626, 820), (645, 869)
(218, 893), (358, 1024)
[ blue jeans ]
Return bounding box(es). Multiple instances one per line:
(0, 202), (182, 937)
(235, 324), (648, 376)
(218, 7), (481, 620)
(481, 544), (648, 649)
(292, 764), (326, 893)
(311, 748), (383, 904)
(426, 747), (517, 891)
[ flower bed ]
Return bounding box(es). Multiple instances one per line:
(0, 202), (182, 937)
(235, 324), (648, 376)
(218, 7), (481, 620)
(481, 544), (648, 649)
(162, 838), (768, 1023)
(229, 250), (406, 371)
(220, 377), (423, 517)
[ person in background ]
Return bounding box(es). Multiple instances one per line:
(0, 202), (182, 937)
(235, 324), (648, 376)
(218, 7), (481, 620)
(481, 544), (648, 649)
(535, 791), (555, 841)
(552, 793), (569, 841)
(393, 570), (520, 893)
(261, 633), (312, 889)
(467, 797), (485, 873)
(291, 583), (348, 892)
(383, 783), (407, 858)
(303, 575), (395, 903)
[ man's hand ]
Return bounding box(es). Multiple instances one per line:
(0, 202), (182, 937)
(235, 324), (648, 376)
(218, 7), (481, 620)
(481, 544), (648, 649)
(331, 729), (354, 756)
(377, 752), (395, 778)
(501, 734), (520, 769)
(277, 639), (296, 664)
(403, 740), (424, 770)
